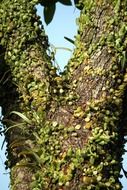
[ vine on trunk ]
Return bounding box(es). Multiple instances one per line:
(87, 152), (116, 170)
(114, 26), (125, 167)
(0, 0), (127, 190)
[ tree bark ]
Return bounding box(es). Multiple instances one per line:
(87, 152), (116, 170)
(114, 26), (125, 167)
(0, 0), (127, 190)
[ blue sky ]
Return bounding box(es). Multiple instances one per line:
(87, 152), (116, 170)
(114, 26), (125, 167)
(0, 2), (127, 189)
(37, 2), (80, 70)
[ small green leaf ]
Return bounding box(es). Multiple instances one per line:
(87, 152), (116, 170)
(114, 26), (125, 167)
(55, 47), (72, 52)
(74, 0), (79, 4)
(5, 122), (25, 133)
(122, 166), (127, 178)
(40, 0), (57, 7)
(1, 138), (5, 150)
(64, 36), (74, 44)
(114, 0), (121, 13)
(44, 4), (56, 24)
(58, 0), (72, 5)
(74, 0), (83, 10)
(18, 150), (41, 164)
(10, 111), (31, 124)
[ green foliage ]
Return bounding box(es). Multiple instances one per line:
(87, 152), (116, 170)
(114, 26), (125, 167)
(40, 0), (72, 7)
(43, 3), (56, 24)
(64, 36), (74, 44)
(58, 0), (72, 5)
(1, 0), (127, 189)
(74, 0), (83, 9)
(40, 0), (72, 24)
(40, 0), (57, 6)
(10, 111), (32, 124)
(40, 0), (83, 24)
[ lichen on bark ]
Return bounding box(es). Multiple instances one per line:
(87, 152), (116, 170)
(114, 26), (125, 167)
(0, 0), (127, 190)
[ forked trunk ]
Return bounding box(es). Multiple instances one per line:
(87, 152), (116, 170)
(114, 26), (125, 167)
(0, 0), (127, 189)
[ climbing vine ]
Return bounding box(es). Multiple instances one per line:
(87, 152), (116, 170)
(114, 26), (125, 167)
(0, 0), (127, 190)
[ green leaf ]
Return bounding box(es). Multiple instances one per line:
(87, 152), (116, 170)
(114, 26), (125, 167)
(10, 111), (32, 124)
(44, 4), (56, 24)
(74, 0), (78, 4)
(64, 36), (74, 44)
(40, 0), (57, 7)
(1, 137), (5, 150)
(122, 166), (127, 178)
(58, 0), (72, 5)
(74, 0), (83, 10)
(55, 47), (72, 52)
(5, 122), (25, 133)
(18, 150), (42, 165)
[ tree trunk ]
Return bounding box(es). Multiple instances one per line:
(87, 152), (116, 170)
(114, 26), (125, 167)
(0, 0), (127, 189)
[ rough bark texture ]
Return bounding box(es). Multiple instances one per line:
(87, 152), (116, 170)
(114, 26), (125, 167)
(0, 0), (127, 190)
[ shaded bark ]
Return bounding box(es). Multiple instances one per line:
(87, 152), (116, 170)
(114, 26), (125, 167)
(0, 0), (127, 190)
